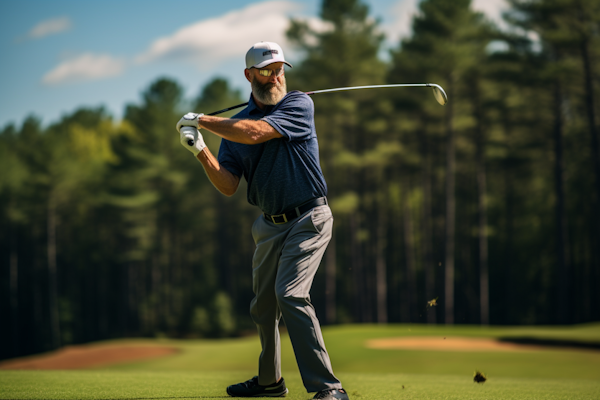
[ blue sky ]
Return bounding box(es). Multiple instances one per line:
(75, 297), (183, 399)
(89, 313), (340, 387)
(0, 0), (508, 128)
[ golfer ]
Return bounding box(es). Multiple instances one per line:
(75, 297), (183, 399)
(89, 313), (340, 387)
(176, 42), (348, 400)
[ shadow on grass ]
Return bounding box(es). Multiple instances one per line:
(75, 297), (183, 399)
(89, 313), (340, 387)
(499, 337), (600, 350)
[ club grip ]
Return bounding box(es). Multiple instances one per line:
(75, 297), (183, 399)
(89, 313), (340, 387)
(180, 127), (196, 147)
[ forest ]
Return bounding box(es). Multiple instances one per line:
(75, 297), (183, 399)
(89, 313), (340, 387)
(1, 0), (599, 360)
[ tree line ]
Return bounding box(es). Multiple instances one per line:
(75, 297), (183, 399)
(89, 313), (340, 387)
(1, 0), (599, 360)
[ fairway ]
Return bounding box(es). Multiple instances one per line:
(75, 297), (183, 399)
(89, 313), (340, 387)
(1, 324), (599, 399)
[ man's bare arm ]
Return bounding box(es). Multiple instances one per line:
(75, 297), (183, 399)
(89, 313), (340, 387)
(199, 115), (282, 144)
(196, 147), (240, 196)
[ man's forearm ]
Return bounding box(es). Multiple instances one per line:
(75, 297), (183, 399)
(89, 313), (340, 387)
(196, 147), (240, 196)
(199, 115), (282, 144)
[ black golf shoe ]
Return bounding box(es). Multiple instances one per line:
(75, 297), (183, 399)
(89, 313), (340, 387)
(226, 376), (288, 397)
(312, 388), (349, 400)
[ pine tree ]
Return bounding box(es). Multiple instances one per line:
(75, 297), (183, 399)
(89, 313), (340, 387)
(390, 0), (494, 323)
(287, 0), (389, 322)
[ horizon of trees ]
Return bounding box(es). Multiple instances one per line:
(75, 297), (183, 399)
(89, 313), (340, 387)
(1, 0), (599, 361)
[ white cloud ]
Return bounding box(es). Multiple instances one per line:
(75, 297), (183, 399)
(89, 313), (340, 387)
(471, 0), (510, 29)
(136, 1), (302, 69)
(28, 16), (72, 39)
(383, 0), (511, 42)
(40, 1), (315, 86)
(382, 0), (420, 43)
(42, 53), (126, 85)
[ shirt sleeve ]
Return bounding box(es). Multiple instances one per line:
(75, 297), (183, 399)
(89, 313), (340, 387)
(217, 139), (243, 178)
(261, 91), (314, 142)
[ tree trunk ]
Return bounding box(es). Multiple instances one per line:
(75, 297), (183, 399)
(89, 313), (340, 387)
(34, 227), (43, 351)
(98, 263), (108, 337)
(152, 253), (160, 331)
(47, 195), (61, 349)
(402, 177), (417, 322)
(501, 96), (515, 325)
(375, 187), (388, 324)
(444, 76), (456, 325)
(553, 80), (571, 324)
(216, 192), (233, 293)
(350, 214), (363, 321)
(419, 118), (436, 324)
(477, 133), (489, 325)
(129, 264), (138, 335)
(10, 220), (19, 357)
(580, 29), (600, 217)
(579, 36), (600, 322)
(503, 163), (515, 324)
(472, 79), (489, 325)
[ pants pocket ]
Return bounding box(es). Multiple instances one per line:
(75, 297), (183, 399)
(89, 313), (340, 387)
(251, 214), (262, 244)
(310, 205), (333, 234)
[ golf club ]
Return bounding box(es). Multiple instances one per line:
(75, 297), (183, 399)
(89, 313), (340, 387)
(208, 83), (448, 116)
(183, 83), (448, 145)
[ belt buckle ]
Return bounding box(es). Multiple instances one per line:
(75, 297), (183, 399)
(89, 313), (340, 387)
(271, 213), (288, 224)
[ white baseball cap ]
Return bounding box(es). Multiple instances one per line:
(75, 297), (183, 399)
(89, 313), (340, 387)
(245, 41), (293, 69)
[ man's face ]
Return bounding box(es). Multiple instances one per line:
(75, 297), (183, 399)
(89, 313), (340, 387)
(246, 62), (287, 106)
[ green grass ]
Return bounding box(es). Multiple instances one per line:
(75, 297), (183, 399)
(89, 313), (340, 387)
(2, 323), (600, 400)
(2, 370), (599, 400)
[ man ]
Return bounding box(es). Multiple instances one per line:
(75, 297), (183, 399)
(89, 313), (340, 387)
(176, 42), (349, 400)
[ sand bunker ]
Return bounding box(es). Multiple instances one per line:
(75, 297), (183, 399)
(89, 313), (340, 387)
(1, 335), (588, 370)
(0, 344), (177, 370)
(366, 336), (548, 352)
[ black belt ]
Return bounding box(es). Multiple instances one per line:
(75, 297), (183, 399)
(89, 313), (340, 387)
(264, 197), (327, 225)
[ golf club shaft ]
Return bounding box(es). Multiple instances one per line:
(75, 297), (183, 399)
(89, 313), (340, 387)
(207, 83), (446, 115)
(305, 83), (432, 95)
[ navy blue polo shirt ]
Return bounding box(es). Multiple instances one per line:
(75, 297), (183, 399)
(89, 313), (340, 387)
(217, 90), (327, 215)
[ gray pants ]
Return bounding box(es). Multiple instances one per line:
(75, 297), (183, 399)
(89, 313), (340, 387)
(250, 204), (342, 393)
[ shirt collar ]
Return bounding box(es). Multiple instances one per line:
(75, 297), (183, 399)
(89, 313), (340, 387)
(247, 93), (274, 116)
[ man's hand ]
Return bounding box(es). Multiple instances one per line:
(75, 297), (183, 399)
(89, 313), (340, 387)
(176, 112), (204, 132)
(180, 126), (206, 156)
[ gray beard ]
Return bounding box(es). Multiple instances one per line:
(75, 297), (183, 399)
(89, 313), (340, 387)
(252, 75), (287, 106)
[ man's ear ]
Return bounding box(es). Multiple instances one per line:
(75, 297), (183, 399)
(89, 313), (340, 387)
(244, 68), (253, 83)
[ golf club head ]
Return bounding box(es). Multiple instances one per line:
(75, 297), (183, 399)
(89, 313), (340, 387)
(429, 84), (448, 106)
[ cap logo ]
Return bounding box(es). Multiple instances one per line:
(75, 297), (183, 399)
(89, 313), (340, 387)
(263, 50), (278, 56)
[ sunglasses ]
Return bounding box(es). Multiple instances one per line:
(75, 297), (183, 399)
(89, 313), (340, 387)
(256, 67), (285, 77)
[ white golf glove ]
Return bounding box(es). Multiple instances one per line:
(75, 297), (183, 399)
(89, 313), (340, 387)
(176, 112), (203, 132)
(179, 126), (206, 156)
